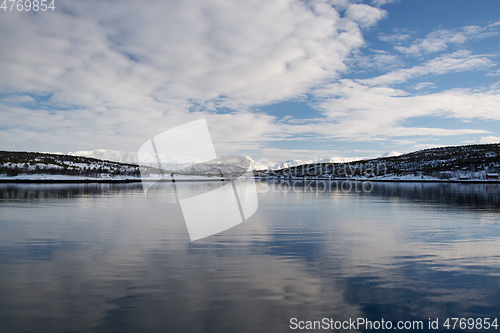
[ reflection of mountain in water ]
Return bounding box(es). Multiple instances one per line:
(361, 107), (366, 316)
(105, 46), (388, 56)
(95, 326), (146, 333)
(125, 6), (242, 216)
(0, 183), (144, 201)
(367, 182), (500, 211)
(3, 182), (499, 211)
(265, 180), (500, 211)
(0, 181), (252, 203)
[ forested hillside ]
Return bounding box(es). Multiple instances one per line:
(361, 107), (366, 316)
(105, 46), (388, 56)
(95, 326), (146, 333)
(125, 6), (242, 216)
(260, 144), (500, 179)
(0, 151), (141, 178)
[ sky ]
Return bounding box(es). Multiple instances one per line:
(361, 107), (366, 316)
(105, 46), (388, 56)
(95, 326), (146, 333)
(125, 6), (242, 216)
(1, 0), (499, 163)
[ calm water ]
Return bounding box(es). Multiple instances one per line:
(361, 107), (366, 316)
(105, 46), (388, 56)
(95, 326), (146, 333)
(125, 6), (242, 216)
(1, 181), (500, 332)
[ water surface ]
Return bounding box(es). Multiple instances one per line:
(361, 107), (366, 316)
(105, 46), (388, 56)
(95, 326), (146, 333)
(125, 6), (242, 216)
(0, 182), (499, 332)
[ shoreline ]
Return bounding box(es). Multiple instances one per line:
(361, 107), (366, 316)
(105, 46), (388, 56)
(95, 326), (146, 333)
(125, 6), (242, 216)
(262, 178), (500, 184)
(0, 178), (499, 184)
(0, 178), (231, 184)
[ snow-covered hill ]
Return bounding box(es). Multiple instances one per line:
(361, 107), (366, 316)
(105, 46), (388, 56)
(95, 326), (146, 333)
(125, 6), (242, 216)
(258, 144), (500, 180)
(4, 143), (499, 181)
(0, 151), (142, 179)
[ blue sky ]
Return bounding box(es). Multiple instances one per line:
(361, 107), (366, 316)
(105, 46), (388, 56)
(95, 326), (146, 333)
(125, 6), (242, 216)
(0, 0), (499, 162)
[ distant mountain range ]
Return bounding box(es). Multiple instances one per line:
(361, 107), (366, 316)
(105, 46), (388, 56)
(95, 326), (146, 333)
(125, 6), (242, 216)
(0, 151), (250, 178)
(1, 143), (498, 180)
(68, 149), (369, 171)
(264, 157), (365, 171)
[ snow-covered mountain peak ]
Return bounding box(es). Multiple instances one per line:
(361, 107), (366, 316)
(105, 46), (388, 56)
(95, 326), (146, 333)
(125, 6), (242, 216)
(68, 149), (365, 171)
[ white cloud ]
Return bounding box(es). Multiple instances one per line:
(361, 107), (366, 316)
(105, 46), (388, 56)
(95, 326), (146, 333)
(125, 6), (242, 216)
(490, 81), (500, 91)
(308, 80), (498, 141)
(360, 50), (493, 86)
(486, 69), (500, 76)
(0, 0), (392, 155)
(394, 22), (500, 55)
(319, 80), (500, 120)
(371, 52), (404, 70)
(480, 136), (500, 144)
(413, 82), (436, 91)
(371, 0), (399, 6)
(350, 51), (403, 71)
(345, 4), (387, 28)
(0, 0), (376, 111)
(0, 0), (498, 159)
(379, 33), (411, 43)
(0, 95), (35, 105)
(395, 29), (467, 55)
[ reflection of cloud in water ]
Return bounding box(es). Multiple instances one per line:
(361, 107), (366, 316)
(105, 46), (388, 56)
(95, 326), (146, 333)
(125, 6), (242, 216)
(1, 246), (364, 332)
(252, 181), (500, 323)
(0, 184), (362, 332)
(1, 183), (500, 332)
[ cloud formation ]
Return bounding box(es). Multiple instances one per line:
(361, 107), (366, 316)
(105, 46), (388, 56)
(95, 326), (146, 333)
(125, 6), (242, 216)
(0, 0), (499, 160)
(360, 50), (494, 86)
(393, 22), (500, 55)
(371, 0), (399, 6)
(0, 0), (375, 110)
(0, 0), (388, 156)
(480, 136), (500, 144)
(311, 81), (498, 142)
(345, 4), (387, 28)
